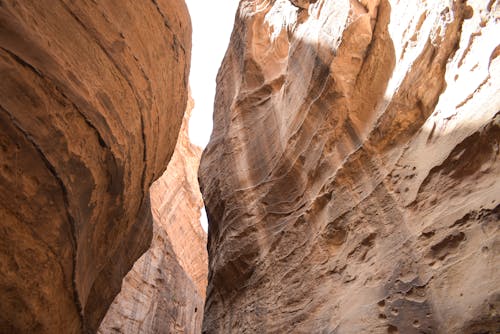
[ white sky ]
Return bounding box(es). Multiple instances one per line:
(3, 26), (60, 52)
(185, 0), (239, 148)
(185, 1), (239, 232)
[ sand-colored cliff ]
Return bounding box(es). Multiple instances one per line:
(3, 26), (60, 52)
(200, 1), (500, 332)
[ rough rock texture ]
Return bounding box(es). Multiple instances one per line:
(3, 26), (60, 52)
(0, 1), (191, 333)
(98, 95), (207, 334)
(99, 232), (204, 334)
(150, 95), (208, 297)
(200, 0), (500, 333)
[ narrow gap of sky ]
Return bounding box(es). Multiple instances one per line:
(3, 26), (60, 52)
(185, 1), (239, 232)
(185, 0), (239, 148)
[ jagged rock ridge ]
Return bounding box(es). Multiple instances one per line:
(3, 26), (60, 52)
(200, 0), (500, 333)
(0, 1), (191, 333)
(99, 94), (207, 334)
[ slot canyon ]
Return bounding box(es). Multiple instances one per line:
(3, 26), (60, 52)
(0, 0), (499, 334)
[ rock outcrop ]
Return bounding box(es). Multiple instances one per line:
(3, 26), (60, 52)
(150, 95), (208, 298)
(99, 94), (207, 334)
(200, 0), (500, 333)
(0, 1), (191, 333)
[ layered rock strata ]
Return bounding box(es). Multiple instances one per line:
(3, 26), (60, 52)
(0, 1), (191, 333)
(150, 96), (208, 298)
(99, 95), (207, 334)
(200, 0), (500, 333)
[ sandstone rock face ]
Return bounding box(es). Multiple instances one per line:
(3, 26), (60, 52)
(150, 96), (208, 298)
(199, 0), (500, 333)
(99, 231), (204, 334)
(98, 95), (207, 334)
(0, 1), (191, 333)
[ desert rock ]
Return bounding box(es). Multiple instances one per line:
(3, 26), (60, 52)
(199, 0), (500, 333)
(0, 0), (191, 332)
(150, 95), (208, 298)
(98, 94), (207, 334)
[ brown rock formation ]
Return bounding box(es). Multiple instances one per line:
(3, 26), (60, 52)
(98, 94), (207, 334)
(150, 96), (208, 297)
(99, 229), (203, 334)
(0, 1), (191, 333)
(200, 0), (500, 333)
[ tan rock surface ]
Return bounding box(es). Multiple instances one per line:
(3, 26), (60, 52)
(150, 95), (208, 297)
(99, 94), (207, 334)
(200, 0), (500, 333)
(0, 1), (191, 333)
(97, 228), (204, 334)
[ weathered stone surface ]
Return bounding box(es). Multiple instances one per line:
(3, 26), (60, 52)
(200, 0), (500, 333)
(0, 1), (191, 333)
(97, 230), (203, 334)
(98, 94), (207, 334)
(150, 95), (208, 297)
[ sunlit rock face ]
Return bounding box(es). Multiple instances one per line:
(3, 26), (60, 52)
(199, 0), (500, 333)
(0, 0), (191, 333)
(98, 95), (207, 334)
(150, 96), (208, 298)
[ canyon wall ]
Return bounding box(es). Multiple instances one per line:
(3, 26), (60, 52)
(150, 95), (208, 298)
(0, 1), (191, 333)
(99, 95), (207, 334)
(199, 0), (500, 333)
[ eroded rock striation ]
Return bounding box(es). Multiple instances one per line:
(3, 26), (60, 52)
(150, 95), (208, 298)
(99, 94), (207, 334)
(0, 1), (191, 333)
(200, 0), (500, 333)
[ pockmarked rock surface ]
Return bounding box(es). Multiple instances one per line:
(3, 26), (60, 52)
(199, 0), (500, 333)
(0, 1), (191, 333)
(99, 95), (207, 334)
